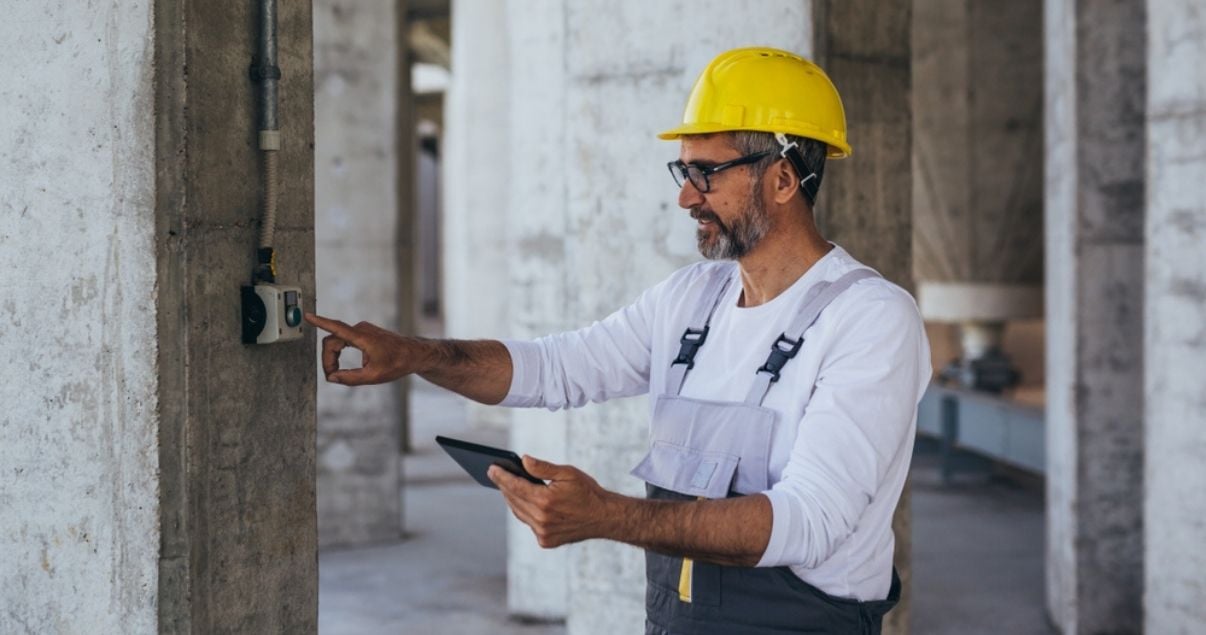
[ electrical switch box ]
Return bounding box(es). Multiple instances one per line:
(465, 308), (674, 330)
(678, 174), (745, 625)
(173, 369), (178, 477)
(242, 284), (304, 344)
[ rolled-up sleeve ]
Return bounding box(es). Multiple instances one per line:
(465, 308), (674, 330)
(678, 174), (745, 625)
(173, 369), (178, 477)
(757, 285), (929, 569)
(499, 284), (662, 410)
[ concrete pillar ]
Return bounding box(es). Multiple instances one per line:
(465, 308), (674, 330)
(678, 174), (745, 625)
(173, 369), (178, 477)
(1044, 0), (1145, 631)
(912, 0), (1043, 287)
(395, 7), (419, 456)
(1145, 2), (1206, 631)
(314, 0), (403, 547)
(812, 2), (913, 632)
(0, 4), (160, 630)
(455, 1), (822, 629)
(156, 1), (319, 629)
(551, 4), (814, 633)
(502, 0), (571, 621)
(417, 139), (442, 317)
(0, 1), (317, 632)
(445, 0), (562, 619)
(911, 0), (1044, 344)
(468, 2), (918, 631)
(446, 1), (511, 347)
(443, 0), (512, 434)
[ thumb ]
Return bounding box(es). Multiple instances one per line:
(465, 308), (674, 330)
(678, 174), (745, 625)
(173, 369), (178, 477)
(522, 455), (566, 479)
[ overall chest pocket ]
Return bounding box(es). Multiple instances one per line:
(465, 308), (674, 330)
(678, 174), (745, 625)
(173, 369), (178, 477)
(631, 395), (777, 498)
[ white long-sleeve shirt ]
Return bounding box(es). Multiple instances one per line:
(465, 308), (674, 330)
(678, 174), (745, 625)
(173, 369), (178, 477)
(501, 245), (931, 601)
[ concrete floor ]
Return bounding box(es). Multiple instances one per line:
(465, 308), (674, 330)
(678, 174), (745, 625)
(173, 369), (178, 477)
(909, 443), (1054, 635)
(319, 379), (1054, 634)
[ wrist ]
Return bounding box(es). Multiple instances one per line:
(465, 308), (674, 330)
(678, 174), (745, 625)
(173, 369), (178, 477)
(411, 336), (448, 375)
(598, 491), (637, 543)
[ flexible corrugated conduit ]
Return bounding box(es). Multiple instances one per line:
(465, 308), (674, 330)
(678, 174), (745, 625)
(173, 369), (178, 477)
(260, 134), (280, 250)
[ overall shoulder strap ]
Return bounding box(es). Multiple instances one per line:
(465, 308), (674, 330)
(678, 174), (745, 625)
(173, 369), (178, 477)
(744, 268), (880, 405)
(666, 265), (734, 396)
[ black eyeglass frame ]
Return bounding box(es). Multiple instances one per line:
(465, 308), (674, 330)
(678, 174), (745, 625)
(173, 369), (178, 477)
(667, 150), (776, 193)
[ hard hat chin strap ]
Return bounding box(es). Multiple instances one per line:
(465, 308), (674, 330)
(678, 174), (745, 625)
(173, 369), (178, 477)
(775, 133), (819, 206)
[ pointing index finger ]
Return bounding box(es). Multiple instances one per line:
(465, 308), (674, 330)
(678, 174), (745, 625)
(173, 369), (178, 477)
(304, 313), (365, 345)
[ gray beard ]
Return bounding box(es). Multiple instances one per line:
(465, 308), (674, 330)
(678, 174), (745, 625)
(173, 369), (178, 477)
(696, 195), (770, 260)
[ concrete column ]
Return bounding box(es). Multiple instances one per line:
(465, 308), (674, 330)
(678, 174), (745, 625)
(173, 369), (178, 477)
(912, 0), (1043, 287)
(0, 4), (160, 631)
(0, 1), (318, 632)
(1044, 0), (1145, 631)
(443, 0), (512, 433)
(446, 0), (560, 619)
(911, 0), (1044, 340)
(503, 0), (571, 621)
(812, 2), (913, 632)
(314, 0), (403, 547)
(158, 1), (319, 629)
(553, 4), (815, 634)
(442, 0), (503, 346)
(395, 7), (419, 456)
(486, 2), (919, 631)
(1145, 2), (1206, 631)
(483, 1), (820, 630)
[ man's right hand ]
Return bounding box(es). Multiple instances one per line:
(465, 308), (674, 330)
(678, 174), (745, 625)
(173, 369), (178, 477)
(304, 312), (513, 403)
(305, 313), (425, 386)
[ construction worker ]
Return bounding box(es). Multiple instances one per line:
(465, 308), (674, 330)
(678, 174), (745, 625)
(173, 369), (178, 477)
(308, 47), (930, 634)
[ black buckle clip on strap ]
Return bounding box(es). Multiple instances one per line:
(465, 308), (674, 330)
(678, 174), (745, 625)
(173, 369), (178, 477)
(672, 326), (710, 370)
(757, 333), (804, 383)
(775, 133), (819, 205)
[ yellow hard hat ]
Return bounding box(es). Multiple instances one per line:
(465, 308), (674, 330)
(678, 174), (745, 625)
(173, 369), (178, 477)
(658, 47), (852, 158)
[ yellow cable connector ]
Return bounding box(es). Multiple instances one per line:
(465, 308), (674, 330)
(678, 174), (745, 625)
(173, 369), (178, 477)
(255, 247), (277, 284)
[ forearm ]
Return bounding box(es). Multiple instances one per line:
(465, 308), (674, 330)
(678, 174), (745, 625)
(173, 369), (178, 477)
(603, 492), (773, 567)
(414, 338), (513, 405)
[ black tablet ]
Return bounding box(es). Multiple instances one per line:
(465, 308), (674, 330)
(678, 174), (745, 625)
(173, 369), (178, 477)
(435, 435), (545, 489)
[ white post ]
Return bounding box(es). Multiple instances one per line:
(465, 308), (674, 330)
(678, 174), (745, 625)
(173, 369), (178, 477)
(1145, 0), (1206, 630)
(1044, 0), (1146, 631)
(314, 0), (404, 547)
(0, 5), (159, 630)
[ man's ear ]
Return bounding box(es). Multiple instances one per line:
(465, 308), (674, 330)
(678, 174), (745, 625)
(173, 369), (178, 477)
(771, 158), (801, 205)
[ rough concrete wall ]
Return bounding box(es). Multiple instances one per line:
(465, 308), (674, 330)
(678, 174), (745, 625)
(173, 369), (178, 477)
(1044, 0), (1146, 632)
(155, 0), (318, 631)
(812, 2), (913, 632)
(1144, 1), (1206, 630)
(912, 0), (1043, 285)
(0, 4), (160, 632)
(314, 0), (403, 548)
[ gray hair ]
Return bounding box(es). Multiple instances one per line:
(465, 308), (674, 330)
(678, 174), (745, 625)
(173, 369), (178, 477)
(728, 131), (828, 205)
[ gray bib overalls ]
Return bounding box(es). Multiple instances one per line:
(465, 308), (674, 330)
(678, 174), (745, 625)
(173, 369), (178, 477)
(630, 266), (901, 634)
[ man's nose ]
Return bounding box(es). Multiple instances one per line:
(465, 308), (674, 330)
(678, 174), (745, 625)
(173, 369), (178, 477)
(678, 178), (705, 209)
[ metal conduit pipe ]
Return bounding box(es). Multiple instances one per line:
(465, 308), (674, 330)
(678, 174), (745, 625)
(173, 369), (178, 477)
(253, 0), (281, 282)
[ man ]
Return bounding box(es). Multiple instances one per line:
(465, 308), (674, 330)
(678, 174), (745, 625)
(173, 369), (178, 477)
(308, 47), (930, 634)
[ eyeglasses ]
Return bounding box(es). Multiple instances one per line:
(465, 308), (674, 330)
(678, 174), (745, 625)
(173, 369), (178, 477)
(667, 150), (775, 193)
